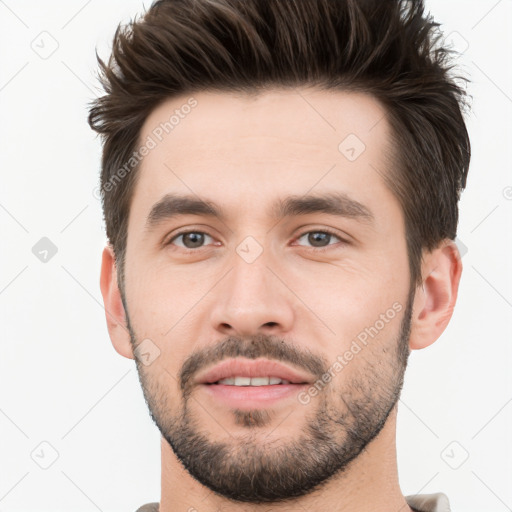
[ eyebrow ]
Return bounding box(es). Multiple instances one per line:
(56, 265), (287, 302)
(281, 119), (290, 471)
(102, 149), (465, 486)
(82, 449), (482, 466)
(144, 191), (374, 232)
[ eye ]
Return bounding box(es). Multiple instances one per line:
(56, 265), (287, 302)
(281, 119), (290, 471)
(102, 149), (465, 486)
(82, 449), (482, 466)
(294, 229), (346, 250)
(168, 231), (215, 250)
(166, 228), (348, 253)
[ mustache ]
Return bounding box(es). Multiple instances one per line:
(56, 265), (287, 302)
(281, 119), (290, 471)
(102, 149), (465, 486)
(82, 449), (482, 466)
(179, 333), (328, 394)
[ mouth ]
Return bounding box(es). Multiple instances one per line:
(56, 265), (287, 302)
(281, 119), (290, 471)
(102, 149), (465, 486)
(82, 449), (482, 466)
(195, 358), (313, 409)
(196, 358), (314, 386)
(207, 376), (297, 386)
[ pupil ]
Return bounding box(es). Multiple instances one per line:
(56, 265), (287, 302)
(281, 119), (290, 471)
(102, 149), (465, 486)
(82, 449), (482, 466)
(309, 232), (329, 247)
(184, 232), (204, 248)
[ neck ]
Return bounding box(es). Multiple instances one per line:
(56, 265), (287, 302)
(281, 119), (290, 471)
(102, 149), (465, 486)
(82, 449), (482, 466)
(159, 405), (412, 512)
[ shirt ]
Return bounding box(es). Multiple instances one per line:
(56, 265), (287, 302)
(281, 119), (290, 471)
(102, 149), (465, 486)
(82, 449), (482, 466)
(135, 492), (451, 511)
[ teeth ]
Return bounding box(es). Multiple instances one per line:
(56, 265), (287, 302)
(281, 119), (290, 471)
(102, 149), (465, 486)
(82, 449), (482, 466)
(246, 377), (267, 386)
(216, 376), (291, 386)
(217, 377), (236, 385)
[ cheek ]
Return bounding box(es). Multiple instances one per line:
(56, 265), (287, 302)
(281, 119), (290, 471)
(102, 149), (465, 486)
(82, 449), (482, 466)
(124, 267), (213, 383)
(124, 261), (196, 330)
(297, 256), (402, 317)
(289, 259), (408, 369)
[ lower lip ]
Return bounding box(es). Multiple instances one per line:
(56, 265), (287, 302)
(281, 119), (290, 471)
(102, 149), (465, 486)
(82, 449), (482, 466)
(200, 383), (308, 408)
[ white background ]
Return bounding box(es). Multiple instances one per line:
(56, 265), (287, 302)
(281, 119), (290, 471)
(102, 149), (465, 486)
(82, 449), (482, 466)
(0, 1), (511, 511)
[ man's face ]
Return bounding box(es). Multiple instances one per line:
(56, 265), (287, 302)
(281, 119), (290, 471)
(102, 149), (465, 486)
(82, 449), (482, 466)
(122, 88), (414, 502)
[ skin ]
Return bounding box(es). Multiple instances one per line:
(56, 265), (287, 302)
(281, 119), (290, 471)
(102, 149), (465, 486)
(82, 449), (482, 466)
(100, 88), (462, 512)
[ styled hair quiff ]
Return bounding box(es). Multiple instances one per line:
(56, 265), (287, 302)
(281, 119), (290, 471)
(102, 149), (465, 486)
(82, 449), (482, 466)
(88, 0), (471, 291)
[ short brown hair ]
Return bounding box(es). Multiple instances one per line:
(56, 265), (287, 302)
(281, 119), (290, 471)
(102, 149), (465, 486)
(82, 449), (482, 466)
(88, 0), (471, 292)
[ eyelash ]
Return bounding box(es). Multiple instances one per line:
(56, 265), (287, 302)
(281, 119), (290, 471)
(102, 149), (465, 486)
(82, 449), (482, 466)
(166, 228), (348, 253)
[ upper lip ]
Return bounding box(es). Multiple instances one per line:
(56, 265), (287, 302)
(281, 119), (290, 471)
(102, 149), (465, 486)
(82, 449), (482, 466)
(196, 358), (314, 385)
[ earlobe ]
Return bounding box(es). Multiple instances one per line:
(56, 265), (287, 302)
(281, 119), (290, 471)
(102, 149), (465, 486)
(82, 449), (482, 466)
(99, 245), (134, 359)
(409, 240), (463, 350)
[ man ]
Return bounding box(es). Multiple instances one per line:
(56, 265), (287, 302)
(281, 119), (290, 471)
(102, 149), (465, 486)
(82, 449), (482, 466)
(88, 0), (470, 510)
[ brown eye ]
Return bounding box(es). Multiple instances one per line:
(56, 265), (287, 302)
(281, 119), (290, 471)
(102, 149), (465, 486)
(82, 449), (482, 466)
(169, 231), (213, 250)
(295, 230), (346, 250)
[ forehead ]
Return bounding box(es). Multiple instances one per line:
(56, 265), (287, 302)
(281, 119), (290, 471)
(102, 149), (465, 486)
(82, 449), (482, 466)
(142, 87), (388, 156)
(130, 88), (398, 228)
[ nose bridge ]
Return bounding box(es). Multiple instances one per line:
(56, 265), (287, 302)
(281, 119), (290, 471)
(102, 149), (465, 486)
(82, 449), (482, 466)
(210, 239), (294, 335)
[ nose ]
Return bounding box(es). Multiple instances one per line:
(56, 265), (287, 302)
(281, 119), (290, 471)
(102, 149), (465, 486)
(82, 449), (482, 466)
(209, 248), (295, 338)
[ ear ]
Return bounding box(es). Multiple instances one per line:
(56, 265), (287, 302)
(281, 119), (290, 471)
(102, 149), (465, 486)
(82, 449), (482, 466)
(99, 245), (134, 359)
(409, 239), (463, 350)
